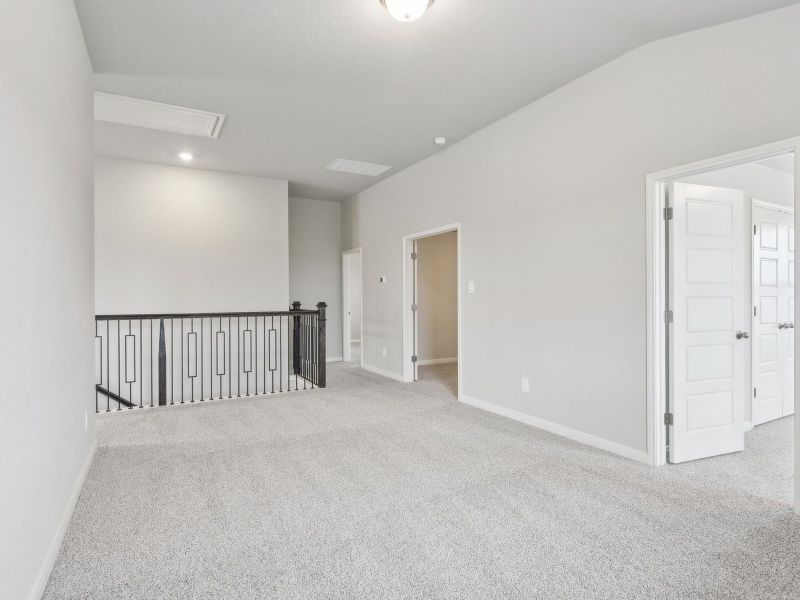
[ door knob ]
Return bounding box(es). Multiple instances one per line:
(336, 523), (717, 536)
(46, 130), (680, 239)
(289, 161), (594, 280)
(790, 323), (795, 329)
(736, 331), (750, 339)
(778, 323), (787, 329)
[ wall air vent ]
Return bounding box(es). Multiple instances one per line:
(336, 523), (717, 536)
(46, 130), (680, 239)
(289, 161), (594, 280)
(94, 92), (226, 138)
(326, 158), (392, 177)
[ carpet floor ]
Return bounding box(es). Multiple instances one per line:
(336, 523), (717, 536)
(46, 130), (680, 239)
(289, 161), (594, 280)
(43, 362), (799, 599)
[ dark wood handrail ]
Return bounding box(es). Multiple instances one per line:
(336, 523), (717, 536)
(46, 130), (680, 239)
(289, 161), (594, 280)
(96, 309), (319, 321)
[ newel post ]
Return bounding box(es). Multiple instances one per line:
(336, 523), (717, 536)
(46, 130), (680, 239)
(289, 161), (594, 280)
(317, 302), (327, 388)
(291, 301), (302, 376)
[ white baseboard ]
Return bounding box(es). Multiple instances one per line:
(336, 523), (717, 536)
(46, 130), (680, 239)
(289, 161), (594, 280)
(350, 339), (361, 344)
(417, 357), (457, 366)
(361, 362), (406, 382)
(326, 356), (343, 363)
(29, 438), (97, 600)
(460, 394), (649, 464)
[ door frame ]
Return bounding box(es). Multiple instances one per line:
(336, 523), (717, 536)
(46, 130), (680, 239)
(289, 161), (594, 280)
(402, 223), (462, 399)
(342, 247), (363, 367)
(645, 136), (800, 513)
(751, 200), (795, 427)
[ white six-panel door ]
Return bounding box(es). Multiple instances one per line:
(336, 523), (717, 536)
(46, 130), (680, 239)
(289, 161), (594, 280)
(752, 204), (795, 426)
(669, 183), (747, 463)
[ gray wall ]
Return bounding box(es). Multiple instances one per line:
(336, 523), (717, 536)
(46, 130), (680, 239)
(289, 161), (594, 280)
(289, 198), (343, 360)
(346, 253), (362, 341)
(0, 1), (96, 598)
(417, 232), (458, 362)
(342, 6), (800, 457)
(95, 158), (289, 314)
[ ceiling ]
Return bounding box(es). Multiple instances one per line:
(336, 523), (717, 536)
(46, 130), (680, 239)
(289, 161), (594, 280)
(758, 154), (795, 175)
(75, 0), (799, 201)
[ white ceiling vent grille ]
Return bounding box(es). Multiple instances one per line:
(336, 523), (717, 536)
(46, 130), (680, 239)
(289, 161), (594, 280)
(326, 158), (391, 177)
(94, 92), (226, 138)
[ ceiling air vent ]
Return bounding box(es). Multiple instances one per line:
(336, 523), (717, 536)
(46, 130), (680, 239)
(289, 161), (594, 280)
(326, 158), (391, 177)
(94, 92), (226, 138)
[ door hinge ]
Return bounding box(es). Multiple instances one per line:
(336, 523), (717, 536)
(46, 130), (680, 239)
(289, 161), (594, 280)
(411, 252), (418, 260)
(664, 412), (674, 426)
(664, 309), (673, 324)
(754, 225), (757, 236)
(663, 207), (673, 221)
(754, 387), (757, 399)
(411, 303), (418, 312)
(411, 355), (418, 363)
(754, 306), (758, 317)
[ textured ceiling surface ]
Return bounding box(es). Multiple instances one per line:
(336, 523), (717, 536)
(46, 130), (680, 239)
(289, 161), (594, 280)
(76, 0), (799, 200)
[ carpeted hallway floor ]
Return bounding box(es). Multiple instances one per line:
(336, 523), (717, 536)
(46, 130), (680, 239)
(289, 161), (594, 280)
(44, 362), (798, 599)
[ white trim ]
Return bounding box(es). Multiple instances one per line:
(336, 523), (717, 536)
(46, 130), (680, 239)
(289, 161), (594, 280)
(645, 137), (800, 513)
(460, 394), (649, 464)
(402, 223), (462, 401)
(361, 362), (406, 382)
(342, 247), (364, 368)
(350, 339), (362, 344)
(752, 199), (795, 214)
(326, 356), (343, 363)
(28, 439), (97, 600)
(744, 421), (753, 432)
(417, 357), (458, 366)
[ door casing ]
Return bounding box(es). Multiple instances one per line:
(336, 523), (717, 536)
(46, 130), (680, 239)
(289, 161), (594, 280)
(645, 137), (800, 513)
(402, 223), (462, 399)
(342, 247), (363, 366)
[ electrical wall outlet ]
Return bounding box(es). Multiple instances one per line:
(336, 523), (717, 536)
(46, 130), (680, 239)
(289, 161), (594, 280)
(84, 410), (88, 432)
(379, 276), (387, 284)
(521, 377), (530, 393)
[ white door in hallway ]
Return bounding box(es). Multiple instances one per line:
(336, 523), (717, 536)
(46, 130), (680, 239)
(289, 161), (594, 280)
(669, 183), (747, 463)
(752, 204), (795, 425)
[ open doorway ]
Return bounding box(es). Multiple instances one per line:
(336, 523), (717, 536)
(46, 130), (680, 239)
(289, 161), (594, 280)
(646, 139), (799, 511)
(403, 224), (461, 399)
(342, 248), (363, 366)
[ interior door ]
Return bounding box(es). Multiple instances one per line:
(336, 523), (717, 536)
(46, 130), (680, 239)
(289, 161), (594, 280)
(411, 239), (419, 381)
(752, 205), (794, 425)
(669, 183), (747, 463)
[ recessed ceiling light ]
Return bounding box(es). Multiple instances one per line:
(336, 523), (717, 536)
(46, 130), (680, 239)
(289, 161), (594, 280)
(381, 0), (435, 23)
(178, 152), (194, 162)
(434, 137), (447, 147)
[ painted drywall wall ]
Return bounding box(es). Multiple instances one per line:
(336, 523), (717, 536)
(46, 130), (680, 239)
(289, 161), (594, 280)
(95, 158), (289, 314)
(417, 232), (458, 362)
(343, 5), (800, 457)
(681, 162), (795, 426)
(683, 162), (794, 207)
(0, 1), (95, 598)
(289, 197), (343, 359)
(346, 253), (362, 342)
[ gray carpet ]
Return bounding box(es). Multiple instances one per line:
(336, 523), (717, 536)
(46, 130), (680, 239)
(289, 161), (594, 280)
(44, 363), (799, 599)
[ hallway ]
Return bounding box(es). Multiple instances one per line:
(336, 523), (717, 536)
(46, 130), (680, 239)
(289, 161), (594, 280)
(43, 364), (797, 599)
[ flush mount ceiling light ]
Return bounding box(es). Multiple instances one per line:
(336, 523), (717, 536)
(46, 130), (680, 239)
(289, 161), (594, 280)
(380, 0), (435, 23)
(178, 152), (194, 162)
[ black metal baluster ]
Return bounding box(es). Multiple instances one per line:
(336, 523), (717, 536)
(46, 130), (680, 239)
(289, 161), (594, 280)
(228, 317), (232, 399)
(117, 320), (121, 410)
(190, 319), (195, 403)
(158, 319), (166, 406)
(106, 320), (110, 412)
(237, 316), (240, 398)
(180, 318), (185, 404)
(139, 319), (143, 408)
(200, 317), (204, 402)
(170, 319), (174, 405)
(95, 320), (99, 413)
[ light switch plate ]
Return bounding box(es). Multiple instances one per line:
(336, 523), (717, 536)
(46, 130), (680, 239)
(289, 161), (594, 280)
(521, 377), (530, 393)
(468, 280), (476, 294)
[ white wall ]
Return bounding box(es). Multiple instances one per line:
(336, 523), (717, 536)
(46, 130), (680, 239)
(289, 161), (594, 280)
(417, 232), (458, 362)
(289, 197), (343, 359)
(95, 158), (289, 314)
(343, 6), (800, 458)
(347, 253), (362, 342)
(0, 1), (95, 598)
(683, 162), (794, 207)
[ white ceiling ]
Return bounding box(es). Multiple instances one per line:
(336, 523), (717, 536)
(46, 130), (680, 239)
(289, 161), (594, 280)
(75, 0), (799, 201)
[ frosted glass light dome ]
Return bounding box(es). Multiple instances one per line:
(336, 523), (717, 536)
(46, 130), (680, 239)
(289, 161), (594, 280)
(381, 0), (434, 23)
